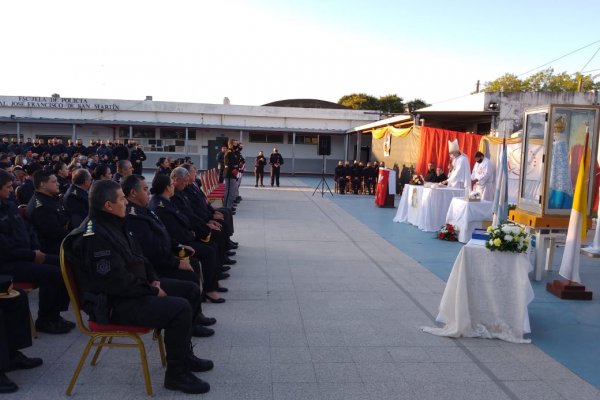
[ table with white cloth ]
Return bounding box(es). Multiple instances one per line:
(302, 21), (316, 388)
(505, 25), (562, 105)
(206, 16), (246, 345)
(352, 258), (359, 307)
(393, 184), (464, 232)
(445, 198), (493, 243)
(422, 240), (534, 343)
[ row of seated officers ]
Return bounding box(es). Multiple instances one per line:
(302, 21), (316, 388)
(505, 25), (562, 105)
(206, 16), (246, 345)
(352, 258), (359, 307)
(334, 160), (384, 195)
(0, 163), (240, 394)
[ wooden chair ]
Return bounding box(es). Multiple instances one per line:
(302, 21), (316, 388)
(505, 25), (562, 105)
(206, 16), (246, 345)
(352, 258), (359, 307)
(59, 247), (166, 396)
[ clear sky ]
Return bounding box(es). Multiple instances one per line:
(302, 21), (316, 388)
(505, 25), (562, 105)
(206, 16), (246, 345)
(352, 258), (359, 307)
(2, 0), (599, 106)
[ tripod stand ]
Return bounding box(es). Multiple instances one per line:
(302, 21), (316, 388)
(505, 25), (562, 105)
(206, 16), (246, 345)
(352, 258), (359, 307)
(313, 155), (333, 197)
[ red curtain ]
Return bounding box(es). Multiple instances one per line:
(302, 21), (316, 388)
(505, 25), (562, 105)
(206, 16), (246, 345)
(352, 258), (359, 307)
(416, 127), (483, 175)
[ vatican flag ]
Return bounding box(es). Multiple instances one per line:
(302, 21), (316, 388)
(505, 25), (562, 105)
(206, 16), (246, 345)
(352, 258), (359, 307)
(558, 133), (589, 283)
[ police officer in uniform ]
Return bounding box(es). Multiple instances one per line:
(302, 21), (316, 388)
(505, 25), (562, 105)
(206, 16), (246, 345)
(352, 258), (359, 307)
(269, 148), (284, 187)
(122, 175), (217, 332)
(63, 168), (92, 229)
(0, 170), (73, 334)
(334, 161), (347, 194)
(350, 160), (362, 194)
(129, 142), (147, 176)
(62, 180), (213, 394)
(222, 140), (239, 210)
(25, 170), (70, 256)
(149, 174), (225, 304)
(0, 279), (44, 393)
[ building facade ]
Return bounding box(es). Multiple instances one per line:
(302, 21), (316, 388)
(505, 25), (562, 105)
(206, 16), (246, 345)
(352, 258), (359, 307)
(0, 95), (378, 173)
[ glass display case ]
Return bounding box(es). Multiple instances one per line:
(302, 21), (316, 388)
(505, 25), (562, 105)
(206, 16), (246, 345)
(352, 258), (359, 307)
(513, 104), (600, 227)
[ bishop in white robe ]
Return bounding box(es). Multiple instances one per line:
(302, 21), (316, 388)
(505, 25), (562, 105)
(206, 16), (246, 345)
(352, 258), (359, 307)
(443, 139), (471, 189)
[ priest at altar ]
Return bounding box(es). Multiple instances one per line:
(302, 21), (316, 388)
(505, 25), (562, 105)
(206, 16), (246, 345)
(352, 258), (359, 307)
(471, 151), (495, 201)
(442, 139), (471, 189)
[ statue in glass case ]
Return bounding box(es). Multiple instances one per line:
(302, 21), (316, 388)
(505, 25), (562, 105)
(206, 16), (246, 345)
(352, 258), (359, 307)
(548, 115), (573, 209)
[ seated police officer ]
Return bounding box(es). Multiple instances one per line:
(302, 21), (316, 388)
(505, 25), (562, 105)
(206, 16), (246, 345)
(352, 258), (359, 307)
(62, 180), (213, 394)
(170, 168), (233, 276)
(149, 174), (225, 304)
(181, 164), (237, 250)
(121, 175), (216, 330)
(63, 168), (92, 229)
(25, 170), (70, 256)
(0, 276), (44, 393)
(0, 170), (73, 334)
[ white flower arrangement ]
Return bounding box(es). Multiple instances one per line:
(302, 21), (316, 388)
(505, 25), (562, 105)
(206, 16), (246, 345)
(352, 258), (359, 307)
(485, 222), (529, 253)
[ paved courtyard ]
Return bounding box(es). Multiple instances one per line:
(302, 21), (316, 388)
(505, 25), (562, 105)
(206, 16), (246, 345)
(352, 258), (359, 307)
(5, 177), (600, 399)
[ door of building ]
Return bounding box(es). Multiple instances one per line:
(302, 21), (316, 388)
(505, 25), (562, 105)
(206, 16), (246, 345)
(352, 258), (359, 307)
(207, 138), (228, 170)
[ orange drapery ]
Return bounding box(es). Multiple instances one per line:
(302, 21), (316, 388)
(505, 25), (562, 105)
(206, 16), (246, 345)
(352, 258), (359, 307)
(416, 127), (483, 175)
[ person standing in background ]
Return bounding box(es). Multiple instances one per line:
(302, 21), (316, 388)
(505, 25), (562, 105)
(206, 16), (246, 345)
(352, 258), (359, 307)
(269, 148), (284, 187)
(254, 151), (266, 187)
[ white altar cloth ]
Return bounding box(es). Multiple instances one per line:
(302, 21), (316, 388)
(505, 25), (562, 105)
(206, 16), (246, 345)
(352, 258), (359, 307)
(445, 198), (493, 243)
(422, 241), (534, 343)
(393, 184), (464, 232)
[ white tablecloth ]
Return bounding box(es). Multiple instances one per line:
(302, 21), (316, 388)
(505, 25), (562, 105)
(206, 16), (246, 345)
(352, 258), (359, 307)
(422, 241), (534, 343)
(393, 184), (464, 232)
(445, 198), (493, 243)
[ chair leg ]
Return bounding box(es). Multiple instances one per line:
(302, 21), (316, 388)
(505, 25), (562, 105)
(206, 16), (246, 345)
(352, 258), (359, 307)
(154, 330), (167, 367)
(90, 337), (107, 366)
(29, 311), (37, 339)
(133, 334), (153, 396)
(66, 337), (95, 396)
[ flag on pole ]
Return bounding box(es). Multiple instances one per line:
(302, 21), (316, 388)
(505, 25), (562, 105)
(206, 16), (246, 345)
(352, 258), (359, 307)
(559, 130), (590, 283)
(491, 137), (508, 227)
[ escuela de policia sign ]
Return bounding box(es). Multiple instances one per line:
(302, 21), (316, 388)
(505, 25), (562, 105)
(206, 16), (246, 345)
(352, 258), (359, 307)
(0, 96), (120, 111)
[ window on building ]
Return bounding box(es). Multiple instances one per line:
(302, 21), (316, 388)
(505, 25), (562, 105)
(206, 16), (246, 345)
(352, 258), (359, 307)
(249, 132), (284, 143)
(288, 133), (319, 145)
(160, 128), (197, 140)
(118, 127), (156, 139)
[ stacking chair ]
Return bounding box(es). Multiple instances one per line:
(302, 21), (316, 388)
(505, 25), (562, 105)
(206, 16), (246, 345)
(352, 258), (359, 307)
(11, 282), (38, 339)
(59, 247), (166, 396)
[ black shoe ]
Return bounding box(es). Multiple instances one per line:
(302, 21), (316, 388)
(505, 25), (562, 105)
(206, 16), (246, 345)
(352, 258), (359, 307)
(223, 258), (237, 265)
(0, 373), (18, 394)
(164, 370), (210, 394)
(229, 240), (239, 246)
(185, 354), (214, 372)
(35, 319), (73, 334)
(216, 287), (228, 293)
(226, 251), (236, 256)
(254, 185), (258, 187)
(236, 196), (242, 201)
(220, 266), (231, 272)
(192, 325), (215, 338)
(7, 351), (43, 371)
(218, 273), (230, 280)
(204, 294), (226, 304)
(231, 211), (236, 215)
(58, 316), (76, 329)
(195, 313), (217, 326)
(260, 184), (265, 187)
(228, 243), (238, 250)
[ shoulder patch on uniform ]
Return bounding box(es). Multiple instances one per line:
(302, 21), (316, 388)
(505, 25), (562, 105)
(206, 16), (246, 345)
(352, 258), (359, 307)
(129, 207), (137, 216)
(93, 250), (111, 258)
(96, 258), (111, 275)
(158, 201), (164, 208)
(35, 199), (43, 208)
(83, 221), (95, 237)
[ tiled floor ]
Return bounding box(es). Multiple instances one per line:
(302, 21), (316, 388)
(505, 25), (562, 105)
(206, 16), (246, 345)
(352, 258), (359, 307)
(5, 177), (599, 399)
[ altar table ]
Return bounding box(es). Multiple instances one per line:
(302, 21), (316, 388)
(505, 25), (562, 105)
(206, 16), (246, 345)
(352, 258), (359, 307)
(393, 184), (464, 232)
(422, 240), (534, 343)
(445, 198), (493, 243)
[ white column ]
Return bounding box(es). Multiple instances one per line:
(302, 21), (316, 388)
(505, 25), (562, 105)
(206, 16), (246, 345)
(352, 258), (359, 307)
(185, 127), (189, 156)
(356, 132), (362, 161)
(72, 124), (76, 141)
(344, 133), (349, 163)
(292, 132), (296, 176)
(16, 122), (21, 142)
(129, 125), (133, 140)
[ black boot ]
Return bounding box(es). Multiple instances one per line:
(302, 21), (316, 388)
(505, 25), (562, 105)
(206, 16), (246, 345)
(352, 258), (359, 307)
(185, 353), (214, 373)
(0, 373), (18, 394)
(164, 361), (210, 394)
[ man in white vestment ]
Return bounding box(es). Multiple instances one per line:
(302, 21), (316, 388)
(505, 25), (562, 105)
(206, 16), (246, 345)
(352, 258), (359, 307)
(471, 151), (495, 200)
(442, 139), (471, 189)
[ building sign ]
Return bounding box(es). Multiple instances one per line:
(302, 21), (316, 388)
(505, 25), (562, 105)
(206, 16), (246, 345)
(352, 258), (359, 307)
(0, 96), (120, 110)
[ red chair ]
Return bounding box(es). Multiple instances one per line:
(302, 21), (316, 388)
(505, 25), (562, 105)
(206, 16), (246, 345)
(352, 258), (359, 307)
(59, 247), (166, 396)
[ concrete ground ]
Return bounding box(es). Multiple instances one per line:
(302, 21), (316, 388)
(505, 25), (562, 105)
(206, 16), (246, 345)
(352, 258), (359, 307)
(5, 177), (600, 399)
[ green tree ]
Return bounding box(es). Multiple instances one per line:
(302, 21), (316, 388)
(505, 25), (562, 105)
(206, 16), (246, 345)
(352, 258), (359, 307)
(406, 98), (430, 111)
(377, 94), (404, 113)
(338, 93), (379, 110)
(484, 68), (599, 92)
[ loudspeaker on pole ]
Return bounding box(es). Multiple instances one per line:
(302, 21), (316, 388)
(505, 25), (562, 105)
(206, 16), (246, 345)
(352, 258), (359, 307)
(318, 135), (331, 156)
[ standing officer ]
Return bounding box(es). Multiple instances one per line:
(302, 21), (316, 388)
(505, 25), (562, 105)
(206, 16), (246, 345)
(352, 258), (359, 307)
(269, 148), (284, 187)
(0, 170), (73, 334)
(62, 180), (213, 394)
(25, 170), (70, 256)
(254, 151), (266, 187)
(129, 142), (147, 176)
(223, 139), (239, 210)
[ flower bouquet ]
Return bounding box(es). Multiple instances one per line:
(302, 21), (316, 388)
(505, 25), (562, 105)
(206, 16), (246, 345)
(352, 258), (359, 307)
(409, 174), (423, 185)
(438, 224), (458, 241)
(485, 223), (529, 253)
